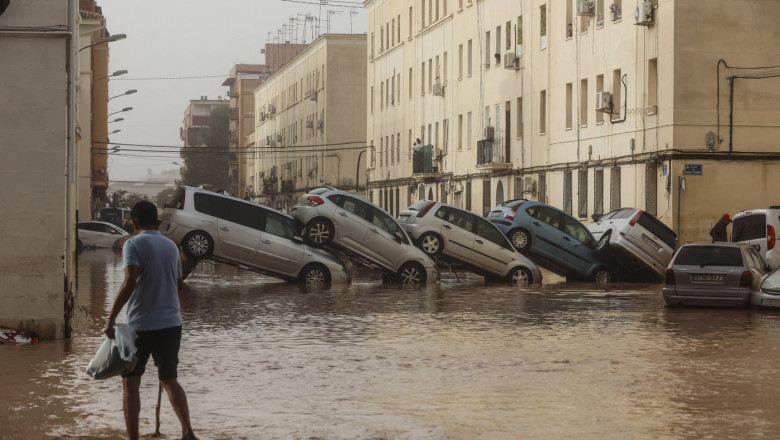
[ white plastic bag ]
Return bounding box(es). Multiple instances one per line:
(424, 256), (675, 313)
(86, 323), (138, 380)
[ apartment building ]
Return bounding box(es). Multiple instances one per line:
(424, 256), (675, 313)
(366, 0), (780, 242)
(253, 34), (367, 212)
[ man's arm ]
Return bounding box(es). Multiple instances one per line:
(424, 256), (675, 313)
(103, 265), (140, 338)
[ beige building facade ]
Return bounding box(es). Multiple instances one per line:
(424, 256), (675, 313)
(365, 0), (780, 243)
(253, 34), (368, 211)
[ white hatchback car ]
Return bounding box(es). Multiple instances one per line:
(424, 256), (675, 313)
(291, 187), (439, 284)
(731, 207), (780, 270)
(77, 221), (129, 250)
(160, 186), (350, 285)
(587, 208), (677, 281)
(398, 200), (542, 285)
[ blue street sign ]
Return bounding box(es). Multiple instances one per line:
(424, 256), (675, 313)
(684, 164), (703, 175)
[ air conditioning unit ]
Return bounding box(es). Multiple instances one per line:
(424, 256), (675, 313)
(316, 120), (323, 130)
(432, 82), (444, 96)
(305, 120), (314, 128)
(596, 91), (613, 113)
(453, 183), (463, 193)
(484, 126), (495, 140)
(504, 51), (520, 70)
(635, 2), (653, 26)
(268, 104), (276, 113)
(522, 176), (537, 194)
(577, 0), (595, 16)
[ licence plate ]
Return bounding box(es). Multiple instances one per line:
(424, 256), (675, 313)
(762, 298), (780, 308)
(398, 214), (410, 222)
(642, 234), (661, 251)
(692, 273), (724, 282)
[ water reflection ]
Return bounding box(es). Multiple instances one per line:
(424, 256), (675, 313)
(4, 250), (780, 439)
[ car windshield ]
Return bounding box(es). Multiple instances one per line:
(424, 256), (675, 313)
(674, 246), (744, 267)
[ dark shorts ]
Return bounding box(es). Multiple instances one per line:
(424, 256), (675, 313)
(122, 326), (181, 381)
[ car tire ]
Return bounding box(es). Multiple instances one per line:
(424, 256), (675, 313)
(300, 263), (331, 285)
(508, 266), (533, 286)
(418, 232), (444, 256)
(592, 267), (615, 284)
(509, 228), (531, 252)
(305, 218), (334, 246)
(182, 231), (214, 258)
(596, 231), (611, 253)
(397, 261), (427, 284)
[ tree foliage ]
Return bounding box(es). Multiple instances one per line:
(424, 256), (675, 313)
(155, 187), (177, 208)
(180, 105), (230, 190)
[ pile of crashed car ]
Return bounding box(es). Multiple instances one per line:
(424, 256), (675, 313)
(145, 186), (780, 309)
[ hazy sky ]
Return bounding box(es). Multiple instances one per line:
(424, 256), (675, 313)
(99, 0), (366, 182)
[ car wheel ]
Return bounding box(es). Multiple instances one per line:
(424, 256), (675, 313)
(510, 228), (531, 252)
(397, 262), (427, 284)
(300, 263), (331, 286)
(508, 266), (533, 286)
(592, 268), (615, 284)
(306, 218), (334, 246)
(182, 231), (213, 258)
(418, 232), (443, 256)
(596, 231), (611, 253)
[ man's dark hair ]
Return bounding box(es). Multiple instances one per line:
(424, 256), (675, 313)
(131, 201), (159, 228)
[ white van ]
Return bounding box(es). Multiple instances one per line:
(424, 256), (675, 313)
(731, 207), (780, 269)
(160, 186), (350, 285)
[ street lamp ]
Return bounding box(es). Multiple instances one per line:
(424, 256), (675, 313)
(108, 89), (137, 102)
(108, 117), (124, 124)
(93, 69), (128, 83)
(79, 33), (126, 52)
(108, 106), (133, 117)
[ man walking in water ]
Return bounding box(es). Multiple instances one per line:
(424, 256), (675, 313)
(104, 201), (197, 440)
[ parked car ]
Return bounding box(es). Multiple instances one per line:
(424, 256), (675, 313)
(398, 200), (542, 285)
(159, 186), (350, 285)
(487, 199), (617, 283)
(291, 187), (439, 284)
(753, 268), (780, 308)
(731, 207), (780, 269)
(663, 242), (770, 307)
(587, 208), (677, 281)
(77, 220), (129, 250)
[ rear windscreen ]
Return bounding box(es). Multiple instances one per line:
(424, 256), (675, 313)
(674, 246), (743, 267)
(408, 200), (431, 211)
(636, 213), (677, 249)
(732, 214), (765, 242)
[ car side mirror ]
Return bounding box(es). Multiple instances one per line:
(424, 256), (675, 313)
(591, 213), (601, 222)
(293, 235), (304, 244)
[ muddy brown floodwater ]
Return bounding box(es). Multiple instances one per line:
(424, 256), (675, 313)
(4, 249), (780, 439)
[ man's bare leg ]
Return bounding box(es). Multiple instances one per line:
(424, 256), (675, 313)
(123, 376), (142, 440)
(161, 378), (194, 437)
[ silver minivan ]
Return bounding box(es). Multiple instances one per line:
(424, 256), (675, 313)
(587, 208), (677, 281)
(160, 186), (350, 285)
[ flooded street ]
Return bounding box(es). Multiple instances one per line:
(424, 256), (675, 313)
(5, 250), (780, 439)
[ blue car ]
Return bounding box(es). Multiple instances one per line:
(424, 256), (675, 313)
(487, 199), (617, 283)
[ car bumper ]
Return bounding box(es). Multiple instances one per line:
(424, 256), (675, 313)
(663, 286), (752, 307)
(751, 291), (780, 307)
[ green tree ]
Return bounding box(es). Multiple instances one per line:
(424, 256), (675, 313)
(156, 187), (176, 208)
(180, 105), (229, 190)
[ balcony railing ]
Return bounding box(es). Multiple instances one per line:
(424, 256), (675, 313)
(476, 139), (507, 165)
(412, 145), (437, 175)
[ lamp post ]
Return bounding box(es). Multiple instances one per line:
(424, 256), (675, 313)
(93, 69), (127, 83)
(79, 33), (126, 53)
(108, 107), (133, 118)
(108, 89), (137, 102)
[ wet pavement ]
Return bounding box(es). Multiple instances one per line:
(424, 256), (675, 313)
(5, 249), (780, 439)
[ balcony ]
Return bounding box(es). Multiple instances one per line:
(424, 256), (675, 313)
(229, 130), (238, 143)
(412, 145), (439, 177)
(476, 139), (512, 171)
(229, 107), (239, 120)
(229, 91), (239, 98)
(91, 169), (108, 188)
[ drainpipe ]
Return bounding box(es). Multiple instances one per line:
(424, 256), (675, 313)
(66, 0), (77, 295)
(355, 149), (366, 192)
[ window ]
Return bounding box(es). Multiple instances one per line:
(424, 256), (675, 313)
(732, 215), (766, 242)
(265, 212), (295, 239)
(566, 0), (573, 38)
(516, 97), (523, 137)
(540, 90), (547, 134)
(612, 69), (622, 116)
(646, 162), (657, 216)
(538, 173), (547, 204)
(563, 171), (573, 215)
(428, 58), (433, 91)
(610, 166), (621, 211)
(580, 78), (588, 125)
(467, 39), (473, 76)
(421, 0), (426, 27)
(648, 58), (658, 113)
(370, 86), (374, 113)
(443, 52), (448, 84)
(578, 168), (588, 218)
(409, 67), (413, 99)
(409, 7), (413, 37)
(482, 179), (492, 216)
(380, 25), (384, 52)
(458, 114), (463, 149)
(485, 31), (491, 67)
(517, 16), (523, 56)
(596, 0), (605, 26)
(596, 74), (605, 123)
(380, 81), (384, 108)
(465, 181), (472, 211)
(533, 205), (560, 229)
(397, 15), (401, 43)
(396, 133), (401, 164)
(566, 82), (573, 129)
(390, 134), (395, 164)
(391, 18), (395, 45)
(421, 62), (425, 94)
(505, 20), (512, 51)
(594, 169), (604, 216)
(562, 215), (590, 243)
(225, 201), (263, 230)
(610, 0), (622, 21)
(478, 217), (513, 250)
(495, 26), (501, 64)
(193, 193), (225, 218)
(396, 73), (401, 104)
(540, 4), (547, 49)
(458, 44), (463, 79)
(379, 137), (383, 167)
(467, 111), (472, 148)
(408, 129), (413, 161)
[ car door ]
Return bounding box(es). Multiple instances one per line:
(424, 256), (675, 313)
(527, 205), (563, 258)
(98, 223), (125, 247)
(216, 200), (263, 265)
(435, 206), (475, 261)
(255, 210), (305, 277)
(78, 223), (99, 246)
(732, 213), (766, 255)
(329, 194), (369, 253)
(361, 206), (410, 270)
(470, 217), (514, 276)
(559, 214), (599, 276)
